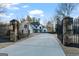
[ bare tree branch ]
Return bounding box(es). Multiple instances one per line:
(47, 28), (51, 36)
(56, 3), (77, 17)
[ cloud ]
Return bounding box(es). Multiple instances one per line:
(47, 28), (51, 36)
(41, 14), (44, 17)
(29, 9), (44, 17)
(29, 9), (44, 15)
(0, 13), (14, 18)
(0, 13), (11, 18)
(4, 3), (20, 10)
(9, 13), (14, 16)
(0, 13), (15, 23)
(3, 3), (19, 7)
(22, 5), (29, 8)
(12, 7), (19, 10)
(7, 6), (19, 10)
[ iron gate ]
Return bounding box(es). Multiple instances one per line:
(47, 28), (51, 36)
(57, 16), (79, 48)
(72, 18), (79, 47)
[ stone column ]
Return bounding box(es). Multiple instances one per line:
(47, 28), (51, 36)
(9, 20), (18, 42)
(62, 17), (73, 45)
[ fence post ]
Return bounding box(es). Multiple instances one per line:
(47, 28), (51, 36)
(9, 19), (19, 42)
(62, 17), (73, 45)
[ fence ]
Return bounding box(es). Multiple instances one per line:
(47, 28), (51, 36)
(0, 19), (30, 42)
(57, 16), (79, 48)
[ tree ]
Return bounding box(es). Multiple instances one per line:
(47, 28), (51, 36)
(32, 17), (36, 22)
(56, 3), (77, 17)
(46, 21), (54, 33)
(27, 15), (32, 23)
(54, 3), (78, 29)
(31, 17), (40, 24)
(37, 18), (40, 23)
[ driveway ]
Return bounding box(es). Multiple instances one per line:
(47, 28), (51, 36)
(0, 33), (65, 56)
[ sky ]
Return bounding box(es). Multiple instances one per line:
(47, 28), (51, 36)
(0, 3), (57, 25)
(0, 0), (79, 3)
(0, 3), (79, 25)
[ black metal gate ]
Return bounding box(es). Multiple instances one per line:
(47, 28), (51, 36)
(71, 18), (79, 47)
(56, 22), (63, 43)
(56, 17), (79, 48)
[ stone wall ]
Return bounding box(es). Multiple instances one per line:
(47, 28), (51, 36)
(0, 24), (9, 36)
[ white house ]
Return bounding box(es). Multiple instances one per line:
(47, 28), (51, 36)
(42, 27), (48, 32)
(31, 22), (48, 33)
(37, 24), (43, 32)
(19, 20), (33, 34)
(19, 22), (28, 34)
(29, 25), (33, 33)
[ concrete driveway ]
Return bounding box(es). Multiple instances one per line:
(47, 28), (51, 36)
(0, 33), (65, 56)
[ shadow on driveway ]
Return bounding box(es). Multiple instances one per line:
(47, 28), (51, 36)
(0, 36), (10, 43)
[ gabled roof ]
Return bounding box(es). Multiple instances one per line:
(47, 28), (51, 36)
(31, 22), (41, 29)
(10, 19), (18, 22)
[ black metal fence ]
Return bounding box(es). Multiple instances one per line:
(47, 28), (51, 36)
(56, 22), (63, 43)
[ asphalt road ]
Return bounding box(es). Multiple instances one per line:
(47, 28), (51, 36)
(0, 33), (65, 56)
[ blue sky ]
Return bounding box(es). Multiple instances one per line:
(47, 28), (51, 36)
(0, 3), (79, 25)
(0, 3), (58, 24)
